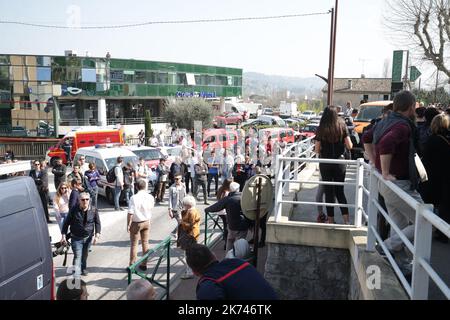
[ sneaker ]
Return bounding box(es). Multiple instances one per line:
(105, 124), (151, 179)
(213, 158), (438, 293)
(81, 270), (89, 276)
(375, 244), (387, 257)
(204, 202), (210, 205)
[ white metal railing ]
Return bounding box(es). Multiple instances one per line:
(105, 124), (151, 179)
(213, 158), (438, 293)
(273, 140), (450, 300)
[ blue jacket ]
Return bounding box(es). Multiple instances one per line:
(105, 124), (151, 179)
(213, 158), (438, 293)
(196, 258), (278, 300)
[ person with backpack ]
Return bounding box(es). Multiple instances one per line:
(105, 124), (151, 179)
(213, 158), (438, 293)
(123, 162), (136, 209)
(108, 156), (124, 211)
(186, 244), (277, 300)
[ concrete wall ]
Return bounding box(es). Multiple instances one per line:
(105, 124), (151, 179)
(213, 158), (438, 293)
(322, 92), (390, 109)
(264, 217), (408, 300)
(265, 243), (350, 299)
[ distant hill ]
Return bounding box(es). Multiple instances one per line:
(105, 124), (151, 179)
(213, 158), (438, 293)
(243, 72), (324, 99)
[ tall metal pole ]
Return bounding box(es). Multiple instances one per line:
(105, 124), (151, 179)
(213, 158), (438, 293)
(252, 177), (262, 268)
(327, 8), (335, 107)
(327, 0), (339, 107)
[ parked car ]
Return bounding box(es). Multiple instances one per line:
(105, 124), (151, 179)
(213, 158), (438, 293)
(301, 110), (316, 120)
(299, 123), (319, 138)
(213, 112), (244, 127)
(11, 126), (30, 137)
(73, 146), (139, 205)
(123, 145), (162, 171)
(0, 176), (54, 300)
(257, 115), (287, 127)
(262, 108), (274, 115)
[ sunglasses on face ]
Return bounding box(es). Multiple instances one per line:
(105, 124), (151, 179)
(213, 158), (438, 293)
(80, 198), (90, 201)
(61, 187), (67, 190)
(34, 164), (40, 166)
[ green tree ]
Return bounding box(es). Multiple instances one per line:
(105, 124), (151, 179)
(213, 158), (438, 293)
(164, 98), (214, 130)
(144, 110), (153, 146)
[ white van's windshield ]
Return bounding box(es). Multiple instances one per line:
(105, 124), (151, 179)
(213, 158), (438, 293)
(104, 156), (138, 170)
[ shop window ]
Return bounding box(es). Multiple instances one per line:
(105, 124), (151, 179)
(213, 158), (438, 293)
(37, 67), (51, 81)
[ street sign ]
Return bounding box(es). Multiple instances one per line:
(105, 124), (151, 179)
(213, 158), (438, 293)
(410, 66), (422, 82)
(392, 50), (404, 83)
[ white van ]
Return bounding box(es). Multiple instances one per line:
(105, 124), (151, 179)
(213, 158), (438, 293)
(73, 146), (139, 205)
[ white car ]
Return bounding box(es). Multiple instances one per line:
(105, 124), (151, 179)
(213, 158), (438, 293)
(301, 110), (316, 120)
(73, 145), (139, 205)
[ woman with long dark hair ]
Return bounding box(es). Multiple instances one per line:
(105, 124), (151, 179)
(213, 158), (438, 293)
(315, 106), (353, 224)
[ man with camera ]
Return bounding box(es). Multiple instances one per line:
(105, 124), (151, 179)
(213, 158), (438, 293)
(61, 192), (101, 277)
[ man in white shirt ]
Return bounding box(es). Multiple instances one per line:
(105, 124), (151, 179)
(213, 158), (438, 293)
(127, 179), (155, 270)
(114, 157), (124, 211)
(78, 156), (90, 175)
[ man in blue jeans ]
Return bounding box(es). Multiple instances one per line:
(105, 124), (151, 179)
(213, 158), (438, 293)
(61, 192), (101, 276)
(114, 157), (124, 211)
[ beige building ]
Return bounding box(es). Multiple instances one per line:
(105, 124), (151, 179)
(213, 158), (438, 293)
(322, 77), (391, 109)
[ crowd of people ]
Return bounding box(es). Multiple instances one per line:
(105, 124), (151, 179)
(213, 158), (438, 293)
(8, 93), (450, 299)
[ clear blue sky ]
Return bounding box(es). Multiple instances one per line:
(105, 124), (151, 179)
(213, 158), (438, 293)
(0, 0), (401, 78)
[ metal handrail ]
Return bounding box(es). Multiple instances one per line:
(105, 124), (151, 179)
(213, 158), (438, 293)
(273, 139), (450, 300)
(204, 211), (224, 247)
(127, 236), (171, 300)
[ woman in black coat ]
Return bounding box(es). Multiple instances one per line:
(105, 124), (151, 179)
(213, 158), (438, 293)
(421, 114), (450, 243)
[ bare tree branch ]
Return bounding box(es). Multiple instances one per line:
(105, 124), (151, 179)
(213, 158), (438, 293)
(386, 0), (450, 78)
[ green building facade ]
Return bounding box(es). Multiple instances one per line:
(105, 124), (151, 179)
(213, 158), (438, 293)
(0, 53), (242, 136)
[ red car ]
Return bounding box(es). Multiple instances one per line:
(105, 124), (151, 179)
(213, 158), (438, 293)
(213, 112), (244, 127)
(299, 124), (319, 139)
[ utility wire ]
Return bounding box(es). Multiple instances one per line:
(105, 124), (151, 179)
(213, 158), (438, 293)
(0, 11), (330, 30)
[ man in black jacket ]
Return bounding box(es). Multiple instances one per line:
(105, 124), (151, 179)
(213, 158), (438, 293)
(61, 192), (101, 276)
(205, 182), (249, 251)
(29, 160), (51, 222)
(186, 244), (277, 300)
(52, 157), (67, 190)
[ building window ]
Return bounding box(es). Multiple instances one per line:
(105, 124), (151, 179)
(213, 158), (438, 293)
(0, 66), (9, 79)
(384, 95), (389, 100)
(176, 73), (187, 85)
(135, 71), (146, 83)
(157, 72), (168, 84)
(37, 67), (51, 81)
(363, 94), (369, 101)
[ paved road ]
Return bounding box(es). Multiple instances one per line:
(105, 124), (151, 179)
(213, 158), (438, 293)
(48, 170), (219, 300)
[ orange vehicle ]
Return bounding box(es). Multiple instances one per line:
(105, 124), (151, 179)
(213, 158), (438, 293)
(353, 101), (393, 135)
(45, 128), (124, 166)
